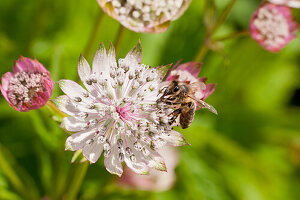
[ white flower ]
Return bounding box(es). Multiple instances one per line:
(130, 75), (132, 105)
(53, 42), (188, 176)
(268, 0), (300, 8)
(97, 0), (192, 33)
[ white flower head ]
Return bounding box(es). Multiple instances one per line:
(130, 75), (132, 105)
(53, 42), (188, 176)
(97, 0), (192, 33)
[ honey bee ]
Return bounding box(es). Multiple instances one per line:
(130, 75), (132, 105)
(158, 81), (217, 129)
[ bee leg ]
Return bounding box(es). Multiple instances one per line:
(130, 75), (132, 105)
(169, 109), (181, 126)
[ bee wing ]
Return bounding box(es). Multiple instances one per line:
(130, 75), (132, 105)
(189, 82), (206, 91)
(196, 99), (218, 115)
(188, 94), (218, 115)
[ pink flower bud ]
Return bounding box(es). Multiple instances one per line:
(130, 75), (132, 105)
(0, 56), (53, 112)
(250, 3), (298, 52)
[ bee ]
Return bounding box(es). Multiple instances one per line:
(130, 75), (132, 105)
(158, 81), (217, 129)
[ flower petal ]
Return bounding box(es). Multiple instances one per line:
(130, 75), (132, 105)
(65, 128), (97, 151)
(155, 64), (172, 80)
(161, 130), (189, 146)
(92, 43), (108, 76)
(104, 145), (123, 176)
(0, 72), (13, 103)
(78, 54), (92, 85)
(13, 56), (36, 73)
(202, 83), (216, 100)
(142, 146), (167, 171)
(176, 62), (201, 78)
(82, 140), (103, 163)
(107, 42), (117, 69)
(57, 79), (92, 103)
(52, 95), (80, 115)
(125, 41), (143, 64)
(61, 117), (88, 132)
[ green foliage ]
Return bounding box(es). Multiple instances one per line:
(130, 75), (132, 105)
(0, 0), (300, 199)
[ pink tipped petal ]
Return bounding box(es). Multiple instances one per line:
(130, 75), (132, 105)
(176, 62), (202, 78)
(0, 72), (14, 103)
(33, 58), (49, 73)
(13, 56), (35, 73)
(202, 83), (217, 100)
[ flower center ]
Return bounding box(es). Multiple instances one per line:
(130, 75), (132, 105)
(109, 0), (188, 27)
(254, 6), (289, 46)
(7, 71), (47, 107)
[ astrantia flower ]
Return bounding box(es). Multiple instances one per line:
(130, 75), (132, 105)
(166, 62), (217, 112)
(117, 146), (179, 191)
(97, 0), (192, 33)
(250, 3), (298, 52)
(268, 0), (300, 8)
(53, 42), (188, 176)
(0, 56), (53, 112)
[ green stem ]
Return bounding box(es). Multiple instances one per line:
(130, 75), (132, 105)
(84, 11), (105, 59)
(0, 145), (37, 200)
(64, 162), (89, 200)
(46, 101), (67, 118)
(212, 30), (249, 42)
(114, 25), (126, 54)
(194, 43), (209, 62)
(210, 0), (237, 36)
(195, 0), (237, 61)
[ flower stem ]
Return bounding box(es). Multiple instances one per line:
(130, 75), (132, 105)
(46, 100), (67, 118)
(64, 162), (89, 200)
(114, 25), (126, 54)
(84, 11), (105, 59)
(195, 0), (237, 61)
(212, 30), (249, 42)
(210, 0), (237, 36)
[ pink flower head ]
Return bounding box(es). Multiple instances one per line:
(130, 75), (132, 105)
(250, 3), (298, 52)
(165, 62), (217, 112)
(53, 42), (188, 176)
(268, 0), (300, 8)
(97, 0), (192, 33)
(0, 56), (53, 112)
(117, 146), (179, 191)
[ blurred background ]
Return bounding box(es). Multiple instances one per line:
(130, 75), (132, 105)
(0, 0), (300, 199)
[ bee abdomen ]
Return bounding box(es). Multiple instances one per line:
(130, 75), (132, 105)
(180, 102), (196, 129)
